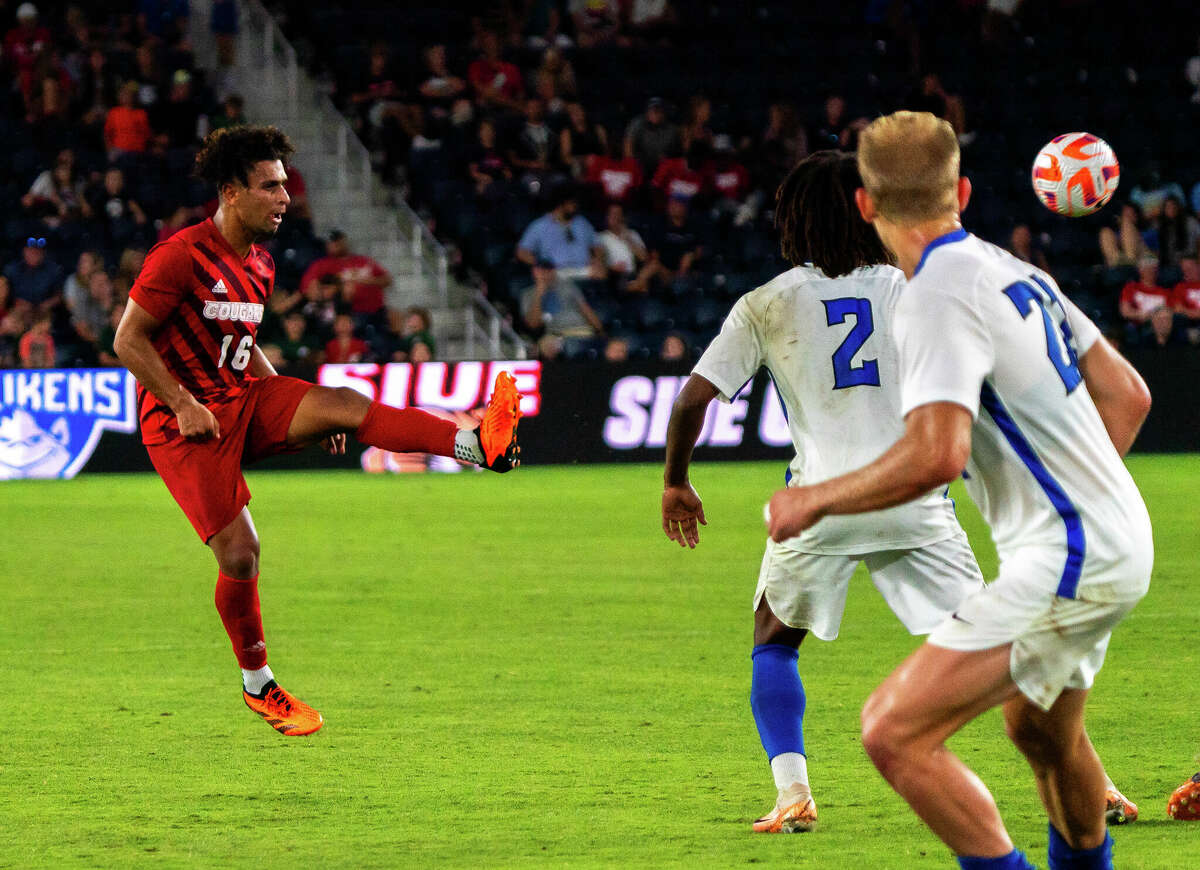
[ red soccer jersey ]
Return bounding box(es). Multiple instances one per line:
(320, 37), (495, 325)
(129, 219), (275, 442)
(1171, 281), (1200, 316)
(1119, 281), (1171, 318)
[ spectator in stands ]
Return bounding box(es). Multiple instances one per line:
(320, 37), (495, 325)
(157, 204), (203, 242)
(534, 47), (577, 101)
(115, 246), (146, 300)
(625, 97), (681, 176)
(211, 0), (239, 69)
(85, 167), (149, 249)
(210, 93), (245, 130)
(906, 74), (969, 140)
(388, 306), (436, 362)
(531, 68), (569, 129)
(28, 68), (75, 155)
(520, 259), (604, 338)
(277, 311), (323, 373)
(66, 268), (115, 361)
(756, 100), (807, 195)
(1008, 224), (1050, 273)
(63, 250), (102, 317)
(522, 0), (572, 50)
(417, 43), (468, 127)
(680, 94), (713, 152)
(560, 102), (607, 178)
(5, 3), (53, 105)
(468, 30), (525, 114)
(629, 193), (704, 293)
(1142, 304), (1186, 348)
(0, 276), (20, 367)
(596, 203), (647, 282)
(104, 80), (153, 158)
(4, 239), (63, 319)
(154, 69), (205, 149)
(585, 135), (643, 205)
(1129, 166), (1185, 220)
(1155, 195), (1200, 269)
(1171, 258), (1200, 342)
(1120, 258), (1172, 334)
(299, 230), (392, 334)
(97, 301), (124, 367)
(660, 331), (689, 362)
(18, 310), (55, 368)
(516, 186), (604, 277)
(77, 48), (120, 132)
(300, 273), (346, 342)
(626, 0), (677, 43)
(324, 312), (370, 364)
(21, 149), (89, 228)
(603, 335), (630, 362)
(133, 40), (166, 108)
(570, 0), (622, 48)
(508, 96), (559, 194)
(651, 142), (707, 208)
(349, 42), (410, 149)
(465, 118), (513, 205)
(705, 134), (751, 219)
(1100, 203), (1152, 267)
(809, 93), (868, 151)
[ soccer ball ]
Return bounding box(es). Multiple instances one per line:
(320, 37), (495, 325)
(1031, 133), (1120, 217)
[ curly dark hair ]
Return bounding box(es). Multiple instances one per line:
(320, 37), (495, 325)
(774, 150), (892, 277)
(194, 125), (295, 190)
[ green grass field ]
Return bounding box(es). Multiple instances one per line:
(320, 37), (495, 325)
(1, 457), (1197, 868)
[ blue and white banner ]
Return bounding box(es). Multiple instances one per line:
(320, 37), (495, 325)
(0, 368), (137, 479)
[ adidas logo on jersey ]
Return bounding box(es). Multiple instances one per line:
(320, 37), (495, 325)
(211, 279), (228, 295)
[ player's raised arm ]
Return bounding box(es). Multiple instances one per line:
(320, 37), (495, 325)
(1077, 337), (1152, 457)
(661, 374), (718, 547)
(114, 299), (219, 441)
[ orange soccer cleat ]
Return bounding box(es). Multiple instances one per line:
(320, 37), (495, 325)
(1167, 773), (1200, 820)
(752, 790), (818, 833)
(479, 370), (522, 472)
(1104, 785), (1139, 824)
(243, 682), (324, 736)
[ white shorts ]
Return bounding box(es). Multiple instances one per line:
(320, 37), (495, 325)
(753, 528), (985, 641)
(927, 547), (1143, 711)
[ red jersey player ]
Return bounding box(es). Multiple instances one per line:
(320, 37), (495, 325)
(114, 126), (522, 736)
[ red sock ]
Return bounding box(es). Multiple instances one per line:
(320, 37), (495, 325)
(355, 401), (457, 457)
(214, 571), (267, 670)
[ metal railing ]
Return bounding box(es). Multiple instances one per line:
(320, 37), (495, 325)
(466, 293), (528, 361)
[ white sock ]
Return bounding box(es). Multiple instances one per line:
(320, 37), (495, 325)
(242, 665), (274, 695)
(453, 428), (485, 464)
(771, 752), (810, 793)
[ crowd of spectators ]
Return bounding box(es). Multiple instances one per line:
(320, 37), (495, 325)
(270, 0), (1200, 363)
(0, 1), (434, 373)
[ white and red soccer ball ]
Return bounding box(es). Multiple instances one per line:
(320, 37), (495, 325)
(1031, 133), (1120, 217)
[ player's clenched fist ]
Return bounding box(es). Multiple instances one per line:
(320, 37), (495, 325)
(766, 487), (824, 542)
(175, 397), (220, 441)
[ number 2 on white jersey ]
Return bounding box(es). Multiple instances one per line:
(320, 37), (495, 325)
(823, 297), (881, 390)
(217, 334), (254, 371)
(1002, 276), (1082, 393)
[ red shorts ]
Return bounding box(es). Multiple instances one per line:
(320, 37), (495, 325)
(144, 376), (315, 542)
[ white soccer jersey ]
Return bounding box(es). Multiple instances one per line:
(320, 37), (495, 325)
(895, 230), (1153, 602)
(695, 264), (961, 554)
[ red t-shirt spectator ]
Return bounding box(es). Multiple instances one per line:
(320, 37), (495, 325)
(284, 164), (307, 202)
(468, 58), (524, 103)
(324, 335), (369, 364)
(300, 254), (389, 315)
(1119, 280), (1171, 319)
(5, 22), (53, 99)
(585, 155), (643, 204)
(1172, 279), (1200, 317)
(105, 105), (153, 153)
(706, 161), (751, 201)
(651, 158), (705, 204)
(18, 328), (56, 367)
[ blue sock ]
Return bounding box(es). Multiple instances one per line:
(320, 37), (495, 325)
(957, 850), (1036, 870)
(750, 644), (805, 758)
(1047, 823), (1113, 870)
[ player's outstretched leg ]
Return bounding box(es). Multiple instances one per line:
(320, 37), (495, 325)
(210, 508), (323, 737)
(286, 372), (522, 472)
(750, 601), (816, 833)
(1167, 772), (1200, 820)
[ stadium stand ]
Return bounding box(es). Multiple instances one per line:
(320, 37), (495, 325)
(3, 0), (1199, 369)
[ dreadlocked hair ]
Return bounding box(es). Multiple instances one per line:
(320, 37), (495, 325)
(774, 150), (892, 277)
(194, 125), (295, 191)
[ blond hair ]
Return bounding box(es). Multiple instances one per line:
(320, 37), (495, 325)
(857, 111), (960, 223)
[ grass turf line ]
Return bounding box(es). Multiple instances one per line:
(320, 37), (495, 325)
(0, 457), (1195, 868)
